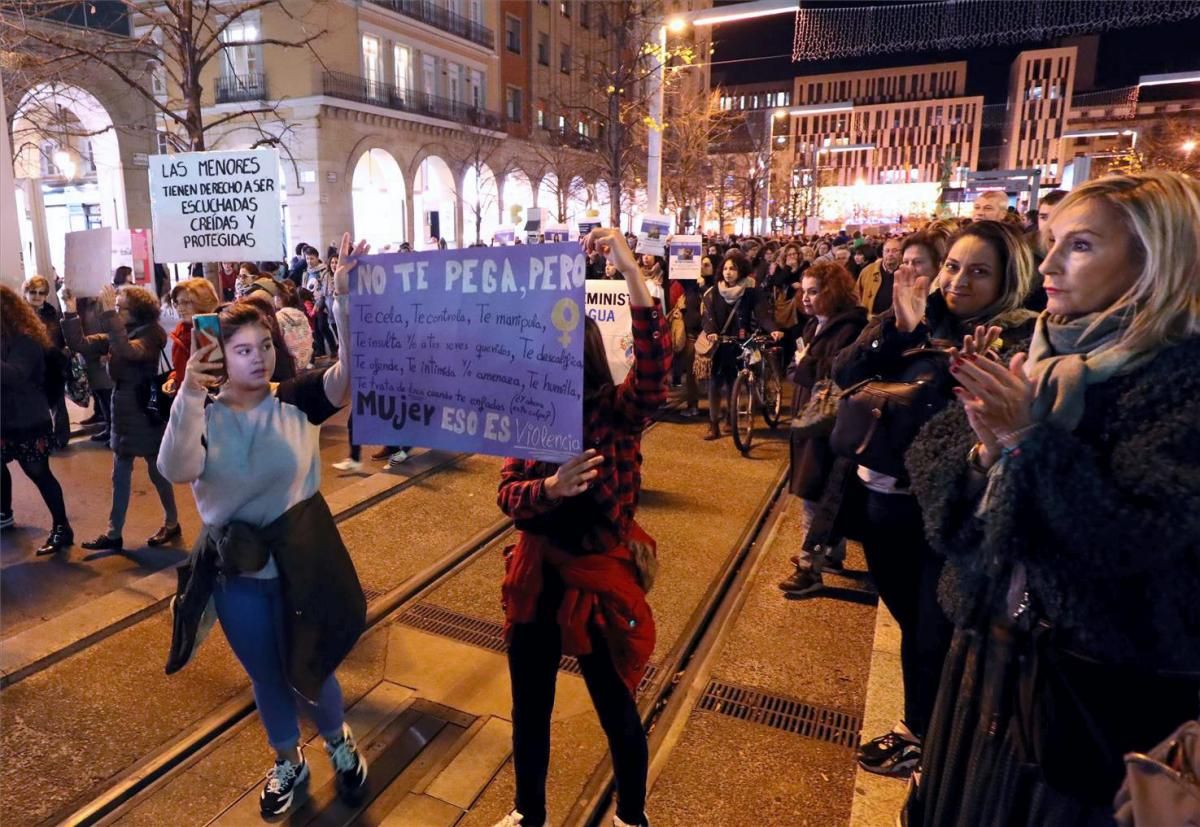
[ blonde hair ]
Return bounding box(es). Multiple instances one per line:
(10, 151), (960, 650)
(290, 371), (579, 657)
(23, 275), (51, 294)
(1056, 171), (1200, 353)
(170, 278), (221, 314)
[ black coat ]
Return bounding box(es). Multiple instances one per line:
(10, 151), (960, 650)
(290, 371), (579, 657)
(63, 310), (168, 457)
(167, 493), (366, 702)
(788, 307), (868, 500)
(906, 335), (1200, 823)
(700, 284), (777, 381)
(1, 333), (52, 438)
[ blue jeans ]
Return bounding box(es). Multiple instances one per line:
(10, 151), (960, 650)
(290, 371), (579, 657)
(214, 575), (345, 751)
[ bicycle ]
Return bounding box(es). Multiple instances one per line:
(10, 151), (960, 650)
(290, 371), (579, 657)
(723, 333), (784, 454)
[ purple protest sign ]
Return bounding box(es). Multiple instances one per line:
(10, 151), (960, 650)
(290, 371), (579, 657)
(349, 244), (586, 462)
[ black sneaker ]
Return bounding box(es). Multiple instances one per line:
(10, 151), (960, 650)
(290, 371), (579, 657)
(779, 567), (824, 596)
(260, 757), (309, 817)
(858, 730), (921, 777)
(325, 724), (368, 804)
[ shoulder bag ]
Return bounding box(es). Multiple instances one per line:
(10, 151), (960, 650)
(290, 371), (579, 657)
(773, 285), (798, 329)
(790, 378), (841, 440)
(65, 351), (91, 406)
(828, 348), (953, 480)
(693, 294), (741, 382)
(145, 347), (176, 426)
(667, 295), (688, 354)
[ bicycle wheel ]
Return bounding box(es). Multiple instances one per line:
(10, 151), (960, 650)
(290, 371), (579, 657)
(761, 357), (784, 429)
(730, 371), (755, 454)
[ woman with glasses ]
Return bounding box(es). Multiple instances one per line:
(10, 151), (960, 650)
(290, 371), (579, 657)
(23, 276), (70, 448)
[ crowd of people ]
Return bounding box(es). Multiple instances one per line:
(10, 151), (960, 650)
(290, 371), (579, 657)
(2, 170), (1197, 826)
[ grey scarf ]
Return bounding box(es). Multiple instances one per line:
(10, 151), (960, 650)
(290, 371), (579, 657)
(1024, 312), (1153, 431)
(718, 281), (747, 304)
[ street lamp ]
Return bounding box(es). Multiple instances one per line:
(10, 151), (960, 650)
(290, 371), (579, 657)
(645, 0), (800, 214)
(1183, 139), (1197, 156)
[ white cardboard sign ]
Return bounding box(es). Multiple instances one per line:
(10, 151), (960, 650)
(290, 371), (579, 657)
(636, 214), (671, 257)
(585, 279), (634, 384)
(148, 149), (282, 263)
(64, 228), (156, 296)
(668, 234), (702, 280)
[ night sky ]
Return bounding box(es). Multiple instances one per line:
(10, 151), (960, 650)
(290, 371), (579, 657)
(711, 1), (1200, 103)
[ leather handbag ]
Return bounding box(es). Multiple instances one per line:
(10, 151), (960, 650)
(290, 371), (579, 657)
(773, 286), (798, 329)
(693, 294), (742, 382)
(790, 378), (840, 440)
(1115, 720), (1200, 826)
(829, 348), (953, 479)
(667, 297), (688, 354)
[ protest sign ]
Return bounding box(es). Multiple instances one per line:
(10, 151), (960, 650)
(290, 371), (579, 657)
(350, 244), (586, 462)
(544, 226), (570, 243)
(64, 227), (156, 296)
(493, 228), (515, 245)
(668, 234), (702, 280)
(636, 214), (671, 257)
(578, 219), (602, 238)
(148, 149), (282, 263)
(585, 279), (634, 384)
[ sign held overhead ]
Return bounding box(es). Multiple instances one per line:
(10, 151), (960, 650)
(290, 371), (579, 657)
(148, 149), (282, 263)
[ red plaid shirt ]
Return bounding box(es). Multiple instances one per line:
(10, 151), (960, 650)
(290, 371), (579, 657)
(498, 304), (670, 554)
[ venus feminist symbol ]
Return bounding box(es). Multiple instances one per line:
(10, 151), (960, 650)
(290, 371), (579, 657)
(552, 298), (581, 347)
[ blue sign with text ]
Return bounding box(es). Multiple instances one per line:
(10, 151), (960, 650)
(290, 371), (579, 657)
(350, 244), (586, 462)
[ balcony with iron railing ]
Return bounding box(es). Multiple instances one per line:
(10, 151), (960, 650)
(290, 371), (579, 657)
(322, 71), (503, 131)
(215, 72), (267, 104)
(364, 0), (494, 49)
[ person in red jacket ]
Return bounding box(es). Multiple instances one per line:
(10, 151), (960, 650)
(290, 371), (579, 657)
(492, 228), (667, 827)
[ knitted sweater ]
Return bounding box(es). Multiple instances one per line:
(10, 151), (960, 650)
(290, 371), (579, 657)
(906, 334), (1200, 672)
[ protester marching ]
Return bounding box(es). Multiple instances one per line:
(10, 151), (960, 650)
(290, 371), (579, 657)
(6, 168), (1195, 827)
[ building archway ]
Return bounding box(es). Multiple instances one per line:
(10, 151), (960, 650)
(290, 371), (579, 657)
(413, 154), (456, 249)
(461, 161), (499, 245)
(12, 83), (125, 280)
(352, 148), (408, 250)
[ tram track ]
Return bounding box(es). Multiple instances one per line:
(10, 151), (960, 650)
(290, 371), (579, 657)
(0, 449), (472, 690)
(564, 466), (791, 827)
(52, 411), (689, 827)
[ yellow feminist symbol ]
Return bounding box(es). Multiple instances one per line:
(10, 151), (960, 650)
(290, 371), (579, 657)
(551, 298), (580, 348)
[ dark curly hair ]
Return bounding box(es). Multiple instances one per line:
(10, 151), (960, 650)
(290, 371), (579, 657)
(720, 249), (753, 282)
(118, 285), (160, 327)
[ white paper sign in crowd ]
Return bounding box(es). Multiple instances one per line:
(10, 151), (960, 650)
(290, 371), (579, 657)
(585, 279), (635, 384)
(148, 149), (282, 263)
(669, 234), (702, 280)
(64, 227), (155, 296)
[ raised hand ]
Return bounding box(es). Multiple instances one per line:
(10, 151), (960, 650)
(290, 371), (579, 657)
(583, 227), (638, 279)
(60, 288), (77, 314)
(545, 449), (605, 500)
(951, 351), (1035, 454)
(892, 264), (930, 333)
(98, 283), (118, 313)
(332, 231), (371, 297)
(182, 341), (224, 394)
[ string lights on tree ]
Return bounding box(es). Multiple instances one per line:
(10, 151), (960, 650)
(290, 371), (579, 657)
(793, 0), (1200, 62)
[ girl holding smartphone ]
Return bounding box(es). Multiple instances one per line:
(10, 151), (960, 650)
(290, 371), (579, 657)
(159, 234), (371, 818)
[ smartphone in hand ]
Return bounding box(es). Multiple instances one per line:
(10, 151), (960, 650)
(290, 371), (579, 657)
(191, 313), (225, 380)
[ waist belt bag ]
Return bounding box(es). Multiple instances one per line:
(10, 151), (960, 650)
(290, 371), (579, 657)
(829, 348), (952, 480)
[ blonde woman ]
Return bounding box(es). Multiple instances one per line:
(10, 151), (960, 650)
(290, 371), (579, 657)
(168, 278), (221, 393)
(906, 171), (1200, 826)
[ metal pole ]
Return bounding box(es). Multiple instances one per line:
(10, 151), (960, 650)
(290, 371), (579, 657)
(646, 23), (666, 215)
